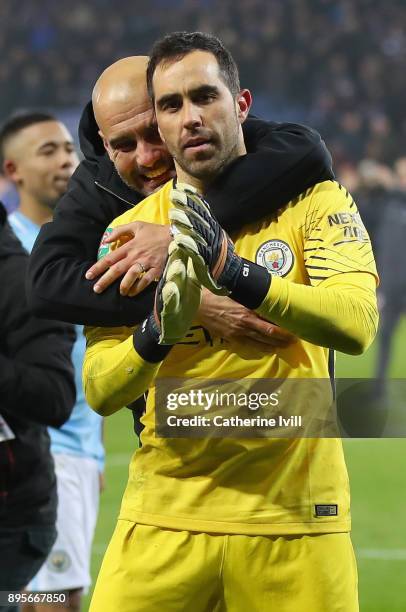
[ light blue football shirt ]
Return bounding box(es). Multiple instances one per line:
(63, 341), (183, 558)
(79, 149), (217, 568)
(9, 210), (105, 470)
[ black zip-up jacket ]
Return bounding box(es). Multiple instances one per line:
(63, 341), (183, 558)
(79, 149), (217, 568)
(27, 102), (334, 327)
(0, 204), (76, 527)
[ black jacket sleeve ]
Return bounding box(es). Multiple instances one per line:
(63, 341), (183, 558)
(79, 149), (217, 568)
(27, 118), (333, 328)
(27, 157), (156, 326)
(206, 119), (334, 231)
(0, 253), (76, 428)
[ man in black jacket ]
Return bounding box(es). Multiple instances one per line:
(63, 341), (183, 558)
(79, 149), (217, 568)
(374, 159), (406, 397)
(0, 203), (76, 611)
(27, 56), (334, 333)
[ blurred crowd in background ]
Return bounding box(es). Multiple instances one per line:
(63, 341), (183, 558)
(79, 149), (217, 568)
(0, 0), (405, 263)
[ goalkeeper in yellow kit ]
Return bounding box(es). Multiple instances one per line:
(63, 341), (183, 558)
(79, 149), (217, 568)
(84, 32), (379, 612)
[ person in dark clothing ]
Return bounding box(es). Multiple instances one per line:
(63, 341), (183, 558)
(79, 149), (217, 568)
(26, 56), (334, 330)
(356, 159), (395, 253)
(0, 203), (76, 611)
(374, 159), (406, 397)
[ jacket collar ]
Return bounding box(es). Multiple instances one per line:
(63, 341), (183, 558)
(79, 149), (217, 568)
(93, 155), (143, 207)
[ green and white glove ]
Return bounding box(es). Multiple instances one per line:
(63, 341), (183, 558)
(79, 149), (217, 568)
(169, 183), (271, 309)
(133, 240), (201, 362)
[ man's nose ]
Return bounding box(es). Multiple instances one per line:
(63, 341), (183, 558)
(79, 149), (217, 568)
(60, 149), (77, 169)
(182, 102), (202, 130)
(136, 141), (163, 169)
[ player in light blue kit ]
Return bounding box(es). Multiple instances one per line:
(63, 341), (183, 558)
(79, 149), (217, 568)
(1, 112), (104, 612)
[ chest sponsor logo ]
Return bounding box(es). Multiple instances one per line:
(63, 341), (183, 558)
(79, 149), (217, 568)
(327, 211), (369, 242)
(256, 240), (294, 277)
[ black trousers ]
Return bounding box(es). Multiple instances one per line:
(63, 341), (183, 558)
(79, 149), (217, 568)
(0, 524), (56, 612)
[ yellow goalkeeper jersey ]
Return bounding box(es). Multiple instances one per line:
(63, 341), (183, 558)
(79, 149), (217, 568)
(84, 179), (378, 535)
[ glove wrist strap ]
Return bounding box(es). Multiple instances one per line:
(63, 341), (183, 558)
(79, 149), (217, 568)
(133, 317), (173, 363)
(229, 258), (272, 309)
(217, 248), (243, 290)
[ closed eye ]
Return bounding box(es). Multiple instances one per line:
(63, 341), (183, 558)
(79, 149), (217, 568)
(110, 139), (137, 152)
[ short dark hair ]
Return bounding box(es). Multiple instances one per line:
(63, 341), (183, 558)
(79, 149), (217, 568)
(147, 31), (240, 100)
(0, 111), (56, 165)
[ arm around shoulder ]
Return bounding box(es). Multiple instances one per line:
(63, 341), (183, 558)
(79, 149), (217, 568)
(27, 159), (154, 326)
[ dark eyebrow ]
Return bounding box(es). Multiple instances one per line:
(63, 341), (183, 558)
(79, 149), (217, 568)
(156, 85), (220, 110)
(190, 85), (219, 98)
(156, 92), (181, 110)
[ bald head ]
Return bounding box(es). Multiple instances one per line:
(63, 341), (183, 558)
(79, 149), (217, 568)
(92, 55), (175, 195)
(92, 56), (150, 131)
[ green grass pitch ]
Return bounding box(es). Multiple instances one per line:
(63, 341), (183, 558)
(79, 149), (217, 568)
(84, 320), (406, 611)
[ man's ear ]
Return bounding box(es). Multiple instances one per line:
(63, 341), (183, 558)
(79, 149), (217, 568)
(3, 159), (19, 183)
(236, 89), (252, 124)
(99, 130), (113, 161)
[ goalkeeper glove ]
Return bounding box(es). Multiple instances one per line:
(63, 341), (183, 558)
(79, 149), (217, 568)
(133, 240), (201, 362)
(170, 183), (271, 309)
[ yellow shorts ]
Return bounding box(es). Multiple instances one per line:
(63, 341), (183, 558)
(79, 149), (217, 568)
(90, 520), (358, 612)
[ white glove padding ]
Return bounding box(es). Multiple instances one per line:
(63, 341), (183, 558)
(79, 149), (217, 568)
(170, 183), (241, 296)
(155, 240), (202, 345)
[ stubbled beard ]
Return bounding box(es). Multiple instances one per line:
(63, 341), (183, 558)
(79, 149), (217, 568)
(175, 154), (228, 182)
(172, 117), (241, 184)
(174, 139), (240, 184)
(116, 168), (138, 192)
(116, 167), (158, 196)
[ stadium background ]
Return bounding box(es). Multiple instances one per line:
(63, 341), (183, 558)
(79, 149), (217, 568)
(0, 1), (405, 610)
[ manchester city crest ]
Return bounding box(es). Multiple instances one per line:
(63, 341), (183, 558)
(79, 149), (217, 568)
(47, 549), (71, 573)
(256, 239), (294, 277)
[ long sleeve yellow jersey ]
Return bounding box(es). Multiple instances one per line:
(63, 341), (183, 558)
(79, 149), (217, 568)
(83, 180), (378, 535)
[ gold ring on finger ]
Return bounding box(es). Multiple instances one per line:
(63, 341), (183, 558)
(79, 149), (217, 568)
(136, 262), (146, 275)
